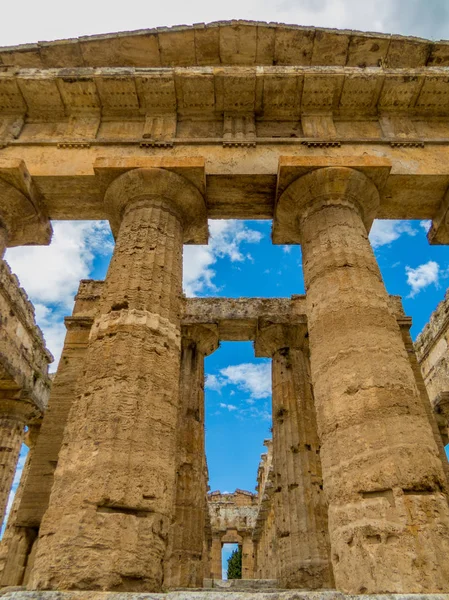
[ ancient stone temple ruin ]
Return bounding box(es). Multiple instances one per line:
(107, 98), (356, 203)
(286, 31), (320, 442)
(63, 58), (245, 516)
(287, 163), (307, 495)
(0, 19), (449, 599)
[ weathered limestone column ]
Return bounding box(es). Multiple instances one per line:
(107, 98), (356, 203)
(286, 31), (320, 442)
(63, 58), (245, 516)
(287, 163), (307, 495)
(241, 535), (254, 579)
(255, 321), (333, 589)
(276, 164), (449, 593)
(165, 324), (218, 588)
(397, 314), (449, 483)
(0, 421), (41, 587)
(30, 166), (207, 592)
(210, 535), (222, 580)
(433, 392), (449, 446)
(0, 394), (35, 528)
(0, 282), (100, 588)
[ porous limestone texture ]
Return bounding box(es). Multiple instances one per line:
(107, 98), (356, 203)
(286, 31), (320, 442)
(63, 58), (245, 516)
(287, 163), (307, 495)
(0, 423), (41, 587)
(255, 323), (333, 590)
(0, 258), (52, 533)
(0, 281), (101, 588)
(416, 290), (449, 406)
(29, 168), (206, 592)
(276, 164), (449, 594)
(164, 325), (218, 589)
(253, 442), (277, 581)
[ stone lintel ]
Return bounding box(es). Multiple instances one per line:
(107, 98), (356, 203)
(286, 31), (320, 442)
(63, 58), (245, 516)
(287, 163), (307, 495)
(75, 286), (409, 343)
(273, 155), (391, 244)
(181, 324), (219, 356)
(254, 317), (308, 357)
(94, 156), (207, 243)
(0, 159), (52, 247)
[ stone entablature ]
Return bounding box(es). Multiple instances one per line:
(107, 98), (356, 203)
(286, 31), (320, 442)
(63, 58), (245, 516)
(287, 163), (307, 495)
(416, 289), (449, 403)
(0, 260), (52, 410)
(208, 491), (258, 534)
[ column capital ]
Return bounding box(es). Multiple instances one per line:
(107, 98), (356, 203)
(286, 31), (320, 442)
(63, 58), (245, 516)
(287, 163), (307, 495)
(428, 186), (449, 245)
(0, 159), (52, 250)
(95, 158), (207, 244)
(0, 396), (39, 424)
(182, 324), (219, 356)
(254, 317), (307, 358)
(273, 156), (390, 245)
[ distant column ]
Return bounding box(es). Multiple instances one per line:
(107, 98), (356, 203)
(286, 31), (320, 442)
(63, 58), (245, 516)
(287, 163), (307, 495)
(0, 395), (35, 528)
(241, 535), (255, 579)
(0, 421), (41, 587)
(211, 536), (222, 580)
(165, 324), (218, 588)
(255, 320), (333, 589)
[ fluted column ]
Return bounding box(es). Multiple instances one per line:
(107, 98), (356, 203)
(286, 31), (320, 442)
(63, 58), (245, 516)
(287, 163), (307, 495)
(30, 167), (207, 592)
(165, 324), (218, 588)
(0, 421), (41, 586)
(276, 166), (449, 593)
(211, 535), (222, 580)
(0, 395), (35, 529)
(255, 321), (332, 589)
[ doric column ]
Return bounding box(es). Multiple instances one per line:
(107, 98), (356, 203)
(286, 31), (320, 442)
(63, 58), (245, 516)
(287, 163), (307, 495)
(0, 394), (36, 529)
(276, 165), (449, 594)
(433, 392), (449, 447)
(397, 315), (449, 483)
(0, 421), (41, 586)
(255, 320), (333, 589)
(0, 282), (100, 587)
(30, 167), (207, 592)
(165, 324), (219, 588)
(211, 535), (222, 580)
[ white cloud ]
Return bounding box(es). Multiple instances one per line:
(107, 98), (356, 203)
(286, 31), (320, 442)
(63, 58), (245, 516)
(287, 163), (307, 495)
(183, 220), (263, 296)
(406, 260), (440, 298)
(206, 362), (271, 400)
(2, 0), (449, 48)
(6, 221), (113, 309)
(420, 220), (432, 233)
(369, 220), (417, 248)
(5, 221), (114, 368)
(219, 403), (237, 411)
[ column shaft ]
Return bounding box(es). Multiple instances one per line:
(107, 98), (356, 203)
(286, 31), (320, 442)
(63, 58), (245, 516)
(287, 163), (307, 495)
(31, 198), (184, 592)
(0, 308), (94, 586)
(271, 347), (332, 589)
(165, 328), (215, 588)
(241, 535), (254, 579)
(0, 397), (31, 528)
(211, 536), (222, 580)
(0, 423), (40, 586)
(291, 167), (449, 593)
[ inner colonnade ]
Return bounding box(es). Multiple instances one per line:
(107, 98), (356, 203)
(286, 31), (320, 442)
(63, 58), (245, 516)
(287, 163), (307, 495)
(0, 20), (449, 598)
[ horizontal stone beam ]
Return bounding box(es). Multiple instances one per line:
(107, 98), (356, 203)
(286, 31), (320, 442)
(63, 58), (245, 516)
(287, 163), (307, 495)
(2, 66), (449, 120)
